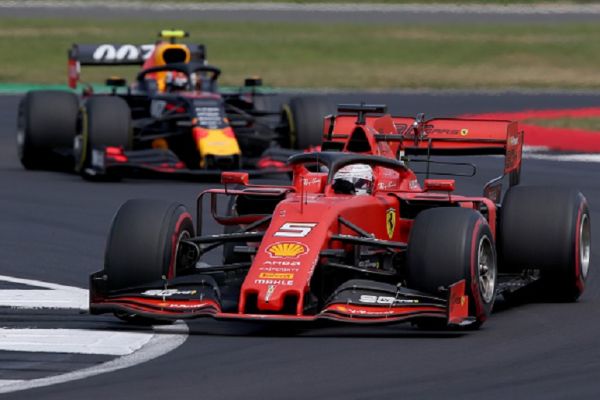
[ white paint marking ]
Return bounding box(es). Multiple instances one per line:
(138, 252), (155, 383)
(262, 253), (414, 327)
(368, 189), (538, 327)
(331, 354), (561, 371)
(524, 153), (600, 163)
(0, 290), (87, 310)
(0, 322), (189, 395)
(0, 275), (189, 394)
(0, 275), (88, 310)
(0, 328), (153, 356)
(0, 380), (24, 388)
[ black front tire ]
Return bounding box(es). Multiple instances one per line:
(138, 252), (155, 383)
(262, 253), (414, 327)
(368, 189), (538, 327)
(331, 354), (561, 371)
(499, 186), (590, 302)
(17, 90), (78, 170)
(104, 199), (195, 292)
(76, 96), (131, 177)
(407, 207), (497, 328)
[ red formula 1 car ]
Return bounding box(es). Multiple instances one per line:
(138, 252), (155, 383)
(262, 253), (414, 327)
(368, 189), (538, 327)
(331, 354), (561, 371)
(90, 104), (591, 329)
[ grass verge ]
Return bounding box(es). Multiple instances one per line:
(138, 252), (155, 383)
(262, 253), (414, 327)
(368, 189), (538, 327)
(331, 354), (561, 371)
(2, 18), (600, 89)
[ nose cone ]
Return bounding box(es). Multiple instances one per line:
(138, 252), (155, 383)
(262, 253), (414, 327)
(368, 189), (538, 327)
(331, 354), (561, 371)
(241, 237), (320, 315)
(193, 127), (241, 157)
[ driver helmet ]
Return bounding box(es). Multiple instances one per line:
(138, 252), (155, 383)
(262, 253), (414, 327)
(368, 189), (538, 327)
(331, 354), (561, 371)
(165, 71), (188, 91)
(333, 163), (373, 195)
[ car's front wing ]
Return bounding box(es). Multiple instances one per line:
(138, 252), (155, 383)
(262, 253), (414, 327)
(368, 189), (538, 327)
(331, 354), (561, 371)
(89, 273), (471, 326)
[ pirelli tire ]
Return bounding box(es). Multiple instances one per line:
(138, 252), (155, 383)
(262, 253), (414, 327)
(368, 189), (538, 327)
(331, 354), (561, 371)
(75, 96), (132, 178)
(283, 96), (333, 149)
(17, 90), (78, 170)
(406, 207), (497, 329)
(499, 186), (591, 302)
(104, 200), (195, 324)
(105, 199), (195, 291)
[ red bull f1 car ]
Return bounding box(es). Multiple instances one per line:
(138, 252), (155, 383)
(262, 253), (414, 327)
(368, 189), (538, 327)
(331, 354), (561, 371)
(89, 104), (591, 329)
(17, 30), (330, 180)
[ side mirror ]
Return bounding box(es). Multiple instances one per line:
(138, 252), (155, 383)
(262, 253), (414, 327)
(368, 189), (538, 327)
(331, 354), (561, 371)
(424, 179), (455, 192)
(244, 77), (262, 87)
(221, 171), (249, 186)
(106, 76), (127, 87)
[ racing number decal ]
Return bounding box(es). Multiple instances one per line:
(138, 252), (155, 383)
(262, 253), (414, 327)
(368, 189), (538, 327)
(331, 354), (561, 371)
(92, 44), (155, 62)
(274, 223), (317, 238)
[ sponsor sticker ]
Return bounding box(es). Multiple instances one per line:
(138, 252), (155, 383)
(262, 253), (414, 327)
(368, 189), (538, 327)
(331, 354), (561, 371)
(265, 285), (276, 302)
(377, 181), (397, 191)
(386, 208), (396, 239)
(254, 279), (294, 286)
(142, 289), (197, 297)
(359, 295), (420, 305)
(258, 272), (295, 279)
(265, 242), (309, 258)
(274, 222), (317, 238)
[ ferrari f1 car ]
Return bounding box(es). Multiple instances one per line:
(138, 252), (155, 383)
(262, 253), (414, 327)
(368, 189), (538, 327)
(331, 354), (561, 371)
(17, 30), (330, 180)
(90, 104), (591, 328)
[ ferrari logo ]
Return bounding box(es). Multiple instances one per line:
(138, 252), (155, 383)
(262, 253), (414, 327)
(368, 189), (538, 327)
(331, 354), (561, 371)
(460, 128), (469, 136)
(386, 208), (396, 239)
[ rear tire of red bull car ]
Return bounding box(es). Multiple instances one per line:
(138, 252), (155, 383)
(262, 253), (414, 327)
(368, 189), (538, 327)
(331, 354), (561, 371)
(17, 90), (78, 170)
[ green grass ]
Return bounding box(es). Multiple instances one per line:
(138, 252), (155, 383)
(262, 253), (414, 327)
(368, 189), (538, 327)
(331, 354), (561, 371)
(3, 18), (600, 89)
(526, 117), (600, 131)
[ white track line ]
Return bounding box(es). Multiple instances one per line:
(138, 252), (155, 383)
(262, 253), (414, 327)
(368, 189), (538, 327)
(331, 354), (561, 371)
(524, 153), (600, 163)
(0, 329), (153, 356)
(0, 322), (189, 395)
(0, 380), (24, 388)
(0, 275), (189, 394)
(0, 275), (88, 310)
(3, 1), (600, 14)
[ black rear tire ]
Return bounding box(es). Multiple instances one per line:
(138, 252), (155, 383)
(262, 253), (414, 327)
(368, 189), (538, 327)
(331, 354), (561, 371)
(104, 199), (195, 292)
(76, 96), (131, 176)
(17, 90), (78, 170)
(499, 186), (590, 301)
(284, 96), (333, 149)
(407, 207), (497, 328)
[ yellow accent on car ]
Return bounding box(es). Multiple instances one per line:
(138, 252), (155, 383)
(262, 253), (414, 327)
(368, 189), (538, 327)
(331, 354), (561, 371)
(196, 129), (241, 158)
(266, 242), (308, 258)
(160, 30), (188, 40)
(153, 43), (191, 92)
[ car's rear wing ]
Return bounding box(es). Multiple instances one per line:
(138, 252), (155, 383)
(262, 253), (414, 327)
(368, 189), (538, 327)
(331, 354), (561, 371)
(323, 104), (524, 200)
(67, 42), (207, 88)
(325, 105), (523, 177)
(388, 116), (523, 176)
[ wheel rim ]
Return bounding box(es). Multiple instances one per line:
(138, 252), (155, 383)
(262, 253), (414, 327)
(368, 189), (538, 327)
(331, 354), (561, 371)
(580, 213), (591, 280)
(477, 235), (496, 303)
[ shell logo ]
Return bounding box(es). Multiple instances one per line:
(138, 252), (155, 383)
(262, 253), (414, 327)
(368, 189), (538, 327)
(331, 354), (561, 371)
(265, 242), (308, 258)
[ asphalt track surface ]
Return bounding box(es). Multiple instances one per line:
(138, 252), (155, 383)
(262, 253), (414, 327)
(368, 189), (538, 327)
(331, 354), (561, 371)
(3, 1), (600, 23)
(0, 92), (599, 399)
